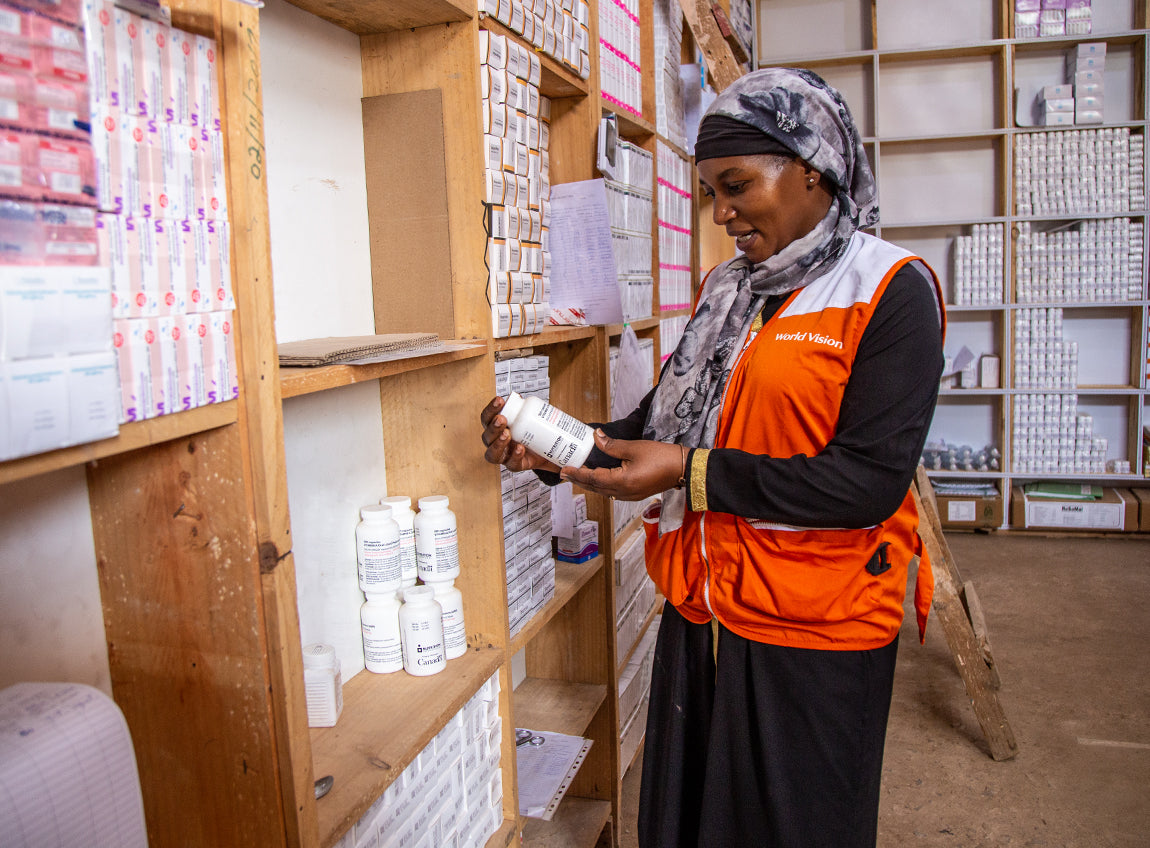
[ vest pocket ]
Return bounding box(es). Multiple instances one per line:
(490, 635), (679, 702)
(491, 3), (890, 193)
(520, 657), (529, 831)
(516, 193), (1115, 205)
(642, 502), (697, 610)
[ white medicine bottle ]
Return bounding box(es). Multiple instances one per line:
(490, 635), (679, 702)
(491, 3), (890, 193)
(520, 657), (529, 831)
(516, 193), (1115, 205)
(380, 495), (418, 588)
(301, 643), (343, 727)
(414, 495), (459, 583)
(429, 579), (467, 660)
(356, 504), (402, 594)
(398, 585), (446, 676)
(500, 391), (595, 468)
(360, 592), (403, 674)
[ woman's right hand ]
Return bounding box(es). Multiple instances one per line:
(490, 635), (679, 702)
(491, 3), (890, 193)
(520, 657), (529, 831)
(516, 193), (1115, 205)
(480, 396), (562, 475)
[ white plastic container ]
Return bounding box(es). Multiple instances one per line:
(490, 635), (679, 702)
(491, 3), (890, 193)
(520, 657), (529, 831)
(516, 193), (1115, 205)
(356, 504), (402, 594)
(430, 578), (467, 660)
(301, 643), (343, 727)
(415, 495), (460, 582)
(399, 585), (446, 676)
(500, 390), (594, 468)
(380, 495), (418, 588)
(360, 592), (404, 674)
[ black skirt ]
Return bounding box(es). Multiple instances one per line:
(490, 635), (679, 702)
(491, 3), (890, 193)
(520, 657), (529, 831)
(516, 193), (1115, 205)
(637, 601), (899, 848)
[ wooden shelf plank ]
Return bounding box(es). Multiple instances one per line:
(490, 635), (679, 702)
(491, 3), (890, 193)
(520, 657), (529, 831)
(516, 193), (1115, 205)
(522, 797), (612, 848)
(514, 677), (607, 738)
(604, 315), (660, 336)
(282, 0), (472, 35)
(492, 325), (597, 352)
(510, 556), (604, 654)
(478, 15), (590, 99)
(313, 647), (504, 848)
(603, 101), (655, 138)
(279, 342), (488, 398)
(0, 401), (238, 486)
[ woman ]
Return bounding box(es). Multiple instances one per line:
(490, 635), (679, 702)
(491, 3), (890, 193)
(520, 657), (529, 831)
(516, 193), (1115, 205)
(481, 68), (945, 848)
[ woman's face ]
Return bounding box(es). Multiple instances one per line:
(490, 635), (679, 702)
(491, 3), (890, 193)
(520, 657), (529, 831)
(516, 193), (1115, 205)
(697, 154), (834, 265)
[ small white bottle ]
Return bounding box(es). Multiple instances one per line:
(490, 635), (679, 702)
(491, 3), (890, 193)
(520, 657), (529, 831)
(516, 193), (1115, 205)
(500, 391), (595, 468)
(429, 579), (467, 660)
(301, 643), (343, 727)
(360, 592), (404, 674)
(380, 495), (418, 588)
(399, 585), (446, 676)
(415, 495), (460, 583)
(356, 504), (402, 594)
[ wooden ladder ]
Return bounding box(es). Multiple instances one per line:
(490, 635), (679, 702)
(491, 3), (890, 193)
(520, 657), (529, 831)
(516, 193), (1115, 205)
(914, 466), (1019, 761)
(677, 0), (746, 92)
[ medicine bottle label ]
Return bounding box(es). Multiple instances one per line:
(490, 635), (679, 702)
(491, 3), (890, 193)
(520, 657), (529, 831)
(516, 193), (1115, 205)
(401, 617), (446, 675)
(362, 623), (402, 672)
(397, 528), (416, 583)
(360, 536), (402, 590)
(416, 527), (459, 579)
(441, 604), (466, 658)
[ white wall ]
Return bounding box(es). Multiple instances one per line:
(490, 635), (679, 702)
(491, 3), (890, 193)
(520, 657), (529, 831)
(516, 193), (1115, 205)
(261, 0), (390, 681)
(261, 0), (375, 344)
(0, 468), (111, 694)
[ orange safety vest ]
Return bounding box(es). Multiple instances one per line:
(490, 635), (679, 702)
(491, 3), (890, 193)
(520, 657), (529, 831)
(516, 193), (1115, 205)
(644, 231), (946, 649)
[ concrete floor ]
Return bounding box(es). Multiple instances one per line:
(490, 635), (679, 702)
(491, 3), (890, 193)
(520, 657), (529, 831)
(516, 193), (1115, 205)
(618, 532), (1150, 848)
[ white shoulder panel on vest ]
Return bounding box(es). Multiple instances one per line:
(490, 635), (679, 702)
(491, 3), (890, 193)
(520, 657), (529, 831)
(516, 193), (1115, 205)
(781, 231), (915, 319)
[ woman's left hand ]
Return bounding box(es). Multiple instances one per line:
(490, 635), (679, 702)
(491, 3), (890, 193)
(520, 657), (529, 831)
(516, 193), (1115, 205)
(560, 430), (684, 501)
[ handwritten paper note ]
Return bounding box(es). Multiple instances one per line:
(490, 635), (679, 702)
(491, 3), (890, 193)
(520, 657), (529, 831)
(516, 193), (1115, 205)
(548, 179), (624, 325)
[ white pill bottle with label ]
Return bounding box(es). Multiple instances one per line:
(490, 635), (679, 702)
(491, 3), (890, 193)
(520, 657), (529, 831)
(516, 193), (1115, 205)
(398, 585), (446, 676)
(500, 391), (594, 468)
(414, 495), (459, 583)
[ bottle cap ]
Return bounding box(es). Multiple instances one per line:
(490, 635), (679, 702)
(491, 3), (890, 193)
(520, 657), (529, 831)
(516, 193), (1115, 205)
(403, 585), (436, 603)
(302, 643), (336, 669)
(500, 391), (525, 422)
(361, 504), (393, 521)
(380, 495), (412, 511)
(418, 495), (450, 511)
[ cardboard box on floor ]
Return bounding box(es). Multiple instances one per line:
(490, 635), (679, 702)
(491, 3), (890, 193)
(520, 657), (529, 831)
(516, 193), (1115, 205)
(1010, 486), (1139, 532)
(1132, 488), (1150, 532)
(936, 492), (1004, 529)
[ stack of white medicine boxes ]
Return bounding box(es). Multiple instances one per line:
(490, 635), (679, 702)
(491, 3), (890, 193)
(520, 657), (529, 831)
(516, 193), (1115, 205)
(617, 615), (658, 777)
(1015, 218), (1143, 303)
(604, 140), (653, 322)
(950, 224), (1004, 306)
(494, 354), (557, 637)
(84, 0), (237, 423)
(607, 335), (656, 533)
(614, 515), (655, 669)
(652, 0), (685, 149)
(335, 672), (505, 848)
(477, 0), (591, 81)
(657, 138), (693, 364)
(598, 0), (640, 117)
(0, 0), (118, 461)
(1015, 127), (1145, 217)
(657, 141), (692, 322)
(480, 31), (553, 339)
(1011, 307), (1111, 474)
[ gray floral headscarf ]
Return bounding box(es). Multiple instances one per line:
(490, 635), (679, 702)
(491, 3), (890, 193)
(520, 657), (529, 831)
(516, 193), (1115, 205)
(645, 68), (878, 533)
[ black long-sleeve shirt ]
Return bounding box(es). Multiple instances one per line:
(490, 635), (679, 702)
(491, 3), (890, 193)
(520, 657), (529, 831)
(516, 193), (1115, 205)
(585, 263), (943, 529)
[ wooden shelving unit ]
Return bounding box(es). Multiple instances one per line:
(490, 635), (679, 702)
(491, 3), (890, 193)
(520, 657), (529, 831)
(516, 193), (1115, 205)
(0, 0), (697, 844)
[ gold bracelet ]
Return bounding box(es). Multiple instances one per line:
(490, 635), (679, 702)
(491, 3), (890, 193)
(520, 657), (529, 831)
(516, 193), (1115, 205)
(675, 443), (688, 489)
